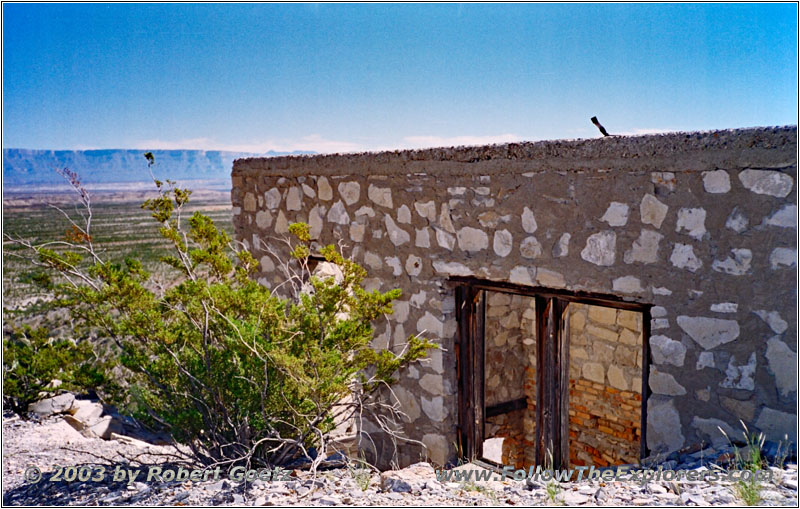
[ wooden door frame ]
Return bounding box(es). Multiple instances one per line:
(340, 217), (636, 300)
(453, 277), (652, 469)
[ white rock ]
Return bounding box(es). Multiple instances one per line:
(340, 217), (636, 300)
(675, 208), (707, 240)
(537, 268), (565, 288)
(754, 310), (788, 334)
(274, 210), (289, 233)
(607, 365), (628, 390)
(601, 202), (630, 226)
(580, 231), (616, 266)
(259, 255), (275, 273)
(393, 301), (409, 323)
(770, 247), (796, 269)
(414, 200), (437, 221)
(553, 233), (570, 257)
(649, 369), (687, 395)
(738, 169), (794, 197)
(651, 171), (676, 191)
(493, 229), (513, 257)
(415, 227), (431, 248)
(640, 194), (669, 229)
(521, 207), (538, 233)
(650, 335), (686, 367)
(691, 417), (736, 448)
(364, 252), (382, 270)
(308, 205), (323, 239)
(755, 407), (797, 443)
(421, 435), (449, 466)
(651, 306), (667, 318)
(243, 192), (257, 212)
(28, 393), (76, 417)
(582, 362), (605, 384)
(456, 227), (488, 252)
(677, 316), (740, 350)
(710, 302), (738, 313)
(725, 207), (749, 233)
(696, 351), (715, 370)
(326, 200), (350, 224)
(285, 186), (303, 211)
(509, 266), (534, 285)
(624, 229), (663, 264)
(435, 228), (456, 250)
(355, 205), (375, 217)
(438, 203), (456, 233)
(420, 396), (447, 422)
(712, 248), (752, 275)
(416, 311), (444, 337)
(368, 184), (393, 208)
(419, 374), (444, 395)
(764, 204), (797, 229)
(350, 223), (366, 242)
(720, 352), (756, 391)
(652, 286), (672, 296)
(702, 170), (731, 193)
(255, 210), (273, 229)
(405, 255), (423, 277)
(765, 336), (797, 397)
(613, 276), (643, 293)
(397, 205), (411, 224)
(385, 256), (402, 276)
(669, 243), (702, 272)
(432, 261), (472, 276)
(384, 215), (410, 246)
(338, 182), (361, 205)
(647, 397), (685, 454)
(317, 177), (333, 201)
(520, 236), (542, 258)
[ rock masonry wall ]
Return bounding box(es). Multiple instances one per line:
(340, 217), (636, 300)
(231, 127), (797, 468)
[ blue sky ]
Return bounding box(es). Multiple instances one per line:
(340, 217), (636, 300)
(2, 3), (797, 153)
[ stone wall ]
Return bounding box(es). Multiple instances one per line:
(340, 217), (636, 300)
(231, 127), (797, 467)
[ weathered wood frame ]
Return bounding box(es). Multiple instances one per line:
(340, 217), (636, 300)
(453, 276), (652, 469)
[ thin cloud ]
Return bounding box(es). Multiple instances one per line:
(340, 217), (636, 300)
(616, 128), (678, 136)
(133, 135), (365, 154)
(401, 133), (524, 149)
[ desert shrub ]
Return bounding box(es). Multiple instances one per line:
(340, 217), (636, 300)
(7, 157), (434, 468)
(2, 325), (106, 414)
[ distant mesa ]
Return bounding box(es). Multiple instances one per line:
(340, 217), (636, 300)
(2, 148), (314, 188)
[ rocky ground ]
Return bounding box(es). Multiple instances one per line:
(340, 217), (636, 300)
(2, 409), (798, 506)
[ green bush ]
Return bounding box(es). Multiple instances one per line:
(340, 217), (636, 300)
(11, 157), (434, 468)
(3, 325), (106, 415)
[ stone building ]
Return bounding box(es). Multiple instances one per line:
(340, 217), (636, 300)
(231, 126), (797, 469)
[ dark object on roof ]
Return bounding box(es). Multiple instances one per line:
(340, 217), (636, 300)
(591, 116), (611, 137)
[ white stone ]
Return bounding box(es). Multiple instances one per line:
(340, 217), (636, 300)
(581, 231), (616, 266)
(692, 417), (736, 448)
(420, 396), (448, 422)
(393, 301), (409, 323)
(696, 351), (715, 370)
(384, 215), (410, 246)
(432, 261), (472, 277)
(537, 268), (566, 288)
(419, 374), (444, 395)
(651, 171), (676, 191)
(286, 186), (303, 211)
(649, 368), (687, 395)
(720, 352), (756, 391)
(710, 302), (738, 313)
(712, 248), (752, 275)
(326, 201), (350, 225)
(456, 227), (488, 252)
(259, 255), (275, 273)
(415, 227), (431, 248)
(368, 184), (393, 208)
(355, 206), (375, 217)
(582, 362), (605, 384)
(243, 192), (257, 212)
(675, 208), (707, 240)
(702, 170), (731, 193)
(738, 169), (794, 197)
(509, 266), (535, 285)
(765, 336), (797, 397)
(391, 386), (421, 422)
(493, 229), (513, 257)
(364, 252), (382, 270)
(607, 365), (628, 390)
(405, 255), (423, 277)
(755, 407), (797, 443)
(640, 194), (669, 229)
(274, 210), (289, 233)
(448, 186), (466, 195)
(416, 311), (444, 337)
(652, 287), (672, 296)
(553, 233), (570, 257)
(317, 177), (333, 201)
(422, 434), (449, 466)
(308, 205), (323, 239)
(652, 318), (669, 330)
(624, 229), (663, 264)
(677, 316), (739, 350)
(255, 210), (273, 229)
(349, 223), (366, 242)
(415, 200), (437, 221)
(521, 207), (538, 233)
(647, 397), (685, 454)
(650, 335), (686, 367)
(651, 306), (668, 318)
(754, 310), (788, 334)
(302, 183), (315, 198)
(435, 228), (456, 250)
(601, 202), (630, 227)
(520, 236), (542, 258)
(385, 256), (402, 276)
(770, 247), (796, 269)
(764, 204), (797, 229)
(613, 276), (643, 294)
(669, 243), (702, 272)
(338, 182), (361, 205)
(397, 205), (411, 224)
(438, 203), (456, 233)
(262, 188), (280, 209)
(725, 207), (749, 233)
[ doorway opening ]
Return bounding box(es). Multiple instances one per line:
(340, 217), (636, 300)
(454, 278), (650, 470)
